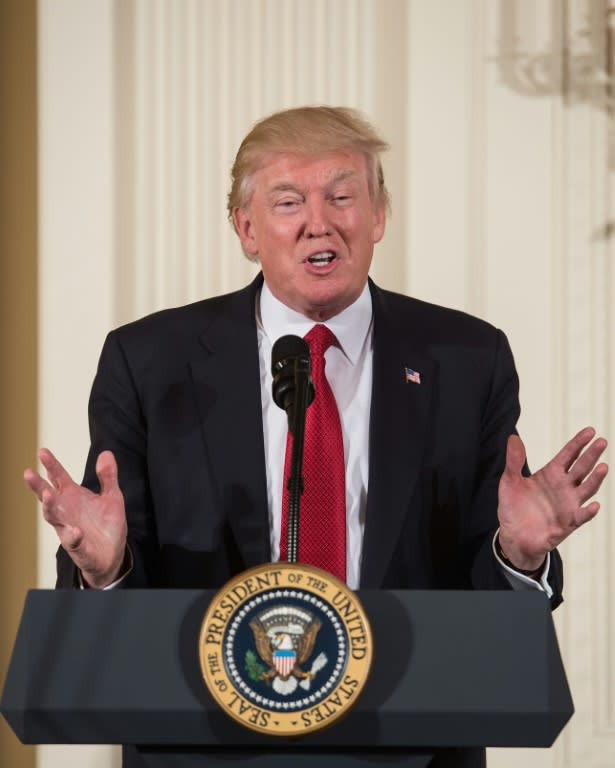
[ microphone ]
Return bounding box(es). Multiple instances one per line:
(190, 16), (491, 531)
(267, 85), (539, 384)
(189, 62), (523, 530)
(271, 335), (314, 432)
(271, 334), (315, 564)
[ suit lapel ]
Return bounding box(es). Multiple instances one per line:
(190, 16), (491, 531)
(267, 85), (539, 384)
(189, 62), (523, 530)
(185, 276), (436, 582)
(189, 276), (271, 570)
(360, 282), (437, 587)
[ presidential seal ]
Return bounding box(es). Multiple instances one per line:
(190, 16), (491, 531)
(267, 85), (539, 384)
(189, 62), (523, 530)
(199, 563), (372, 736)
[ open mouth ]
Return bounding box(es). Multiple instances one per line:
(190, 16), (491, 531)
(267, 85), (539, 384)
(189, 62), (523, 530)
(307, 251), (336, 267)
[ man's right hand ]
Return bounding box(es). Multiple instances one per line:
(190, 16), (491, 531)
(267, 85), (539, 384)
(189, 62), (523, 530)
(24, 448), (128, 588)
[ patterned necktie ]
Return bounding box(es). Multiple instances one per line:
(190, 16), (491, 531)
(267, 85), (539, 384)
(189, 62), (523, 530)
(280, 324), (347, 582)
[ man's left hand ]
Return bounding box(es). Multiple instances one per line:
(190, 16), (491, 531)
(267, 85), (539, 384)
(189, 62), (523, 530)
(497, 427), (608, 571)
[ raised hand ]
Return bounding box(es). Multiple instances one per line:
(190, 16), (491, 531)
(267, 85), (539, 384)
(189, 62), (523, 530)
(24, 448), (128, 588)
(497, 427), (608, 571)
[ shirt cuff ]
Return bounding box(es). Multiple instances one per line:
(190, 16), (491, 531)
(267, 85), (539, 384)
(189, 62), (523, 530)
(492, 530), (553, 599)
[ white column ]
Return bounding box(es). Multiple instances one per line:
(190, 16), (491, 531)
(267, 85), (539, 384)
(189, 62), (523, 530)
(553, 1), (615, 765)
(37, 0), (119, 766)
(404, 2), (614, 764)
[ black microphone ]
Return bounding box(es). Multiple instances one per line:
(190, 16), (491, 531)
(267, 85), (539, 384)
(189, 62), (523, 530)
(271, 334), (315, 563)
(271, 335), (314, 433)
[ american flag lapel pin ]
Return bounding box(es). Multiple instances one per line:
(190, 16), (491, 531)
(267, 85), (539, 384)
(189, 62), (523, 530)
(404, 367), (421, 385)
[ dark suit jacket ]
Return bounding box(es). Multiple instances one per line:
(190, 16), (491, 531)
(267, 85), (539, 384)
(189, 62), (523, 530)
(56, 274), (563, 767)
(57, 273), (562, 600)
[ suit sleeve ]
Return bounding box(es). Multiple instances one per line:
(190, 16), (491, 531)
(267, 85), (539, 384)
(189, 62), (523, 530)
(467, 329), (563, 608)
(56, 330), (160, 588)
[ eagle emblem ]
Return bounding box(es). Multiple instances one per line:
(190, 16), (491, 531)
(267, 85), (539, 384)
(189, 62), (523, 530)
(247, 605), (328, 696)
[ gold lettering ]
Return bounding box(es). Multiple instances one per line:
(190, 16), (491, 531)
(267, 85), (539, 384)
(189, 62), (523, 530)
(259, 710), (270, 727)
(339, 683), (356, 699)
(230, 584), (249, 602)
(312, 706), (325, 723)
(328, 692), (342, 707)
(332, 591), (357, 619)
(205, 621), (224, 645)
(219, 593), (240, 613)
(207, 652), (221, 675)
(255, 570), (282, 589)
(306, 576), (328, 592)
(227, 691), (241, 709)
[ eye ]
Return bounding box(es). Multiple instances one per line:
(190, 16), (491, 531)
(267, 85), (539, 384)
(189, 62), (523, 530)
(273, 197), (302, 212)
(331, 194), (353, 206)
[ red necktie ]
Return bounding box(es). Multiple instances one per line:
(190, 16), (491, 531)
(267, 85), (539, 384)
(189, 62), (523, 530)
(280, 324), (347, 581)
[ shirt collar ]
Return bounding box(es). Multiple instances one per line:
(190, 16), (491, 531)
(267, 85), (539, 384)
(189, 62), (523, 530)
(258, 280), (373, 365)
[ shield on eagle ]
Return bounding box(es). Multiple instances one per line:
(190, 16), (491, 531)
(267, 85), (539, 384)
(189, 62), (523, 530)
(273, 647), (296, 677)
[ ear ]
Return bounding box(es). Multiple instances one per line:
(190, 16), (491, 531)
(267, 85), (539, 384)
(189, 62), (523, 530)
(372, 201), (386, 244)
(232, 207), (259, 257)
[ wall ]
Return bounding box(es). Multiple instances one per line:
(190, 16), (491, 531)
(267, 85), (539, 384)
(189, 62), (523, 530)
(5, 1), (614, 766)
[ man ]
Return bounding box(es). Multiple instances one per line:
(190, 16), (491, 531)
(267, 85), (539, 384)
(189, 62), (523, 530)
(25, 106), (608, 765)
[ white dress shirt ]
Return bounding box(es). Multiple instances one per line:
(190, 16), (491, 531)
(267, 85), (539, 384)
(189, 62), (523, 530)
(257, 281), (373, 589)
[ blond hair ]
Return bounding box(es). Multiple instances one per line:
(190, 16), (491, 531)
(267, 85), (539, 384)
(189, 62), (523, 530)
(228, 106), (390, 224)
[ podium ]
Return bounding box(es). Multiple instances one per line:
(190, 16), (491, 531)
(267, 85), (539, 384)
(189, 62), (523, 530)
(1, 589), (573, 767)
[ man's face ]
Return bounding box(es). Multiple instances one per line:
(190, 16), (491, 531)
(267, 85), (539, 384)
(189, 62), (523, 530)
(233, 152), (386, 321)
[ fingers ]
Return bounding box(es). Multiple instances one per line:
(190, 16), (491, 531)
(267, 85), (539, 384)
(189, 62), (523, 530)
(566, 434), (608, 485)
(553, 426), (599, 472)
(544, 428), (608, 533)
(24, 447), (77, 519)
(560, 500), (601, 535)
(23, 467), (53, 502)
(40, 485), (68, 528)
(25, 466), (71, 529)
(576, 461), (609, 505)
(24, 447), (80, 528)
(555, 429), (608, 505)
(96, 451), (120, 495)
(37, 447), (75, 491)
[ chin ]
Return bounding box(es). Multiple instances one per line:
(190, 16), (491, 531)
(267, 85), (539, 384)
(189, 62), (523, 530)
(302, 292), (353, 321)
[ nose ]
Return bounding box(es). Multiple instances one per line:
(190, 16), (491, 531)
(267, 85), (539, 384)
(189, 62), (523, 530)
(304, 197), (331, 238)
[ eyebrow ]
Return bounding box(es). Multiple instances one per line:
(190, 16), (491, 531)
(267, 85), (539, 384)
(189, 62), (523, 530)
(267, 182), (303, 194)
(267, 169), (360, 196)
(328, 169), (359, 185)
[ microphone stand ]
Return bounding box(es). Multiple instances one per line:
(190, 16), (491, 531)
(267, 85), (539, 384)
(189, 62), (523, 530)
(285, 355), (312, 564)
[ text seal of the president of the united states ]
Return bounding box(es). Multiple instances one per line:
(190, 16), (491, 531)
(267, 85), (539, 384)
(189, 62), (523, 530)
(199, 562), (373, 736)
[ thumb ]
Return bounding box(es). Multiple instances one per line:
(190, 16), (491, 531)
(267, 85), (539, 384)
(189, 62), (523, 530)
(95, 450), (120, 495)
(504, 434), (526, 479)
(62, 524), (84, 551)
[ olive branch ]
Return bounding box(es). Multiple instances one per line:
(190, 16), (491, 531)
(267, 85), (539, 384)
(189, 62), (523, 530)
(245, 649), (268, 682)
